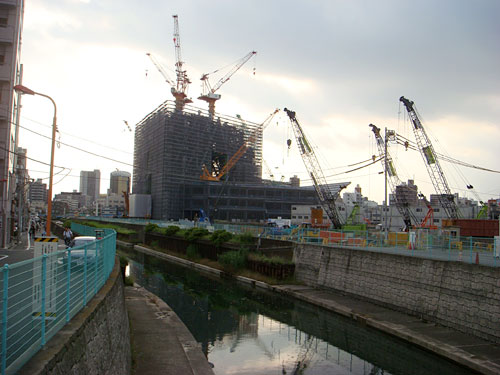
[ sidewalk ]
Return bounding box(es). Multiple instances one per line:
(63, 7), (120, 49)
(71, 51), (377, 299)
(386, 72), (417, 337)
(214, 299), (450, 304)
(125, 285), (215, 375)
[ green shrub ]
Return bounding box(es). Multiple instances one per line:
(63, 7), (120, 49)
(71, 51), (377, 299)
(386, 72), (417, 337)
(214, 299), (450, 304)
(186, 244), (200, 260)
(163, 225), (180, 236)
(150, 240), (160, 248)
(233, 232), (254, 245)
(145, 223), (158, 233)
(210, 230), (233, 247)
(218, 250), (247, 273)
(184, 227), (210, 242)
(124, 275), (134, 287)
(63, 220), (72, 228)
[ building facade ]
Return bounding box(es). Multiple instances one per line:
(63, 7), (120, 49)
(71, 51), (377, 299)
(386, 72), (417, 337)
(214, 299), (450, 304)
(110, 170), (130, 195)
(80, 169), (100, 203)
(133, 101), (262, 220)
(0, 0), (23, 247)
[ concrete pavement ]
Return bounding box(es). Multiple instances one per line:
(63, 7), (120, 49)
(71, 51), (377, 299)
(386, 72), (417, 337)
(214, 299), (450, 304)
(125, 285), (215, 375)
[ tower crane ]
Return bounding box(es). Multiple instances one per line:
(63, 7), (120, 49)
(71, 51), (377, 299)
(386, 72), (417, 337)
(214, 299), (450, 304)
(284, 108), (348, 229)
(200, 109), (279, 181)
(172, 14), (192, 111)
(146, 15), (192, 111)
(199, 51), (257, 116)
(370, 124), (418, 231)
(399, 96), (459, 219)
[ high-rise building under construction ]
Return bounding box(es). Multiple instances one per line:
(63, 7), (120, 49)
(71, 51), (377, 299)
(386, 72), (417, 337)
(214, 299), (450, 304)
(133, 101), (322, 221)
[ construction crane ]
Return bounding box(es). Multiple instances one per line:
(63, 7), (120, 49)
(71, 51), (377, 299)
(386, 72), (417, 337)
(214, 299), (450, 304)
(200, 109), (279, 181)
(418, 193), (438, 229)
(399, 96), (459, 219)
(146, 15), (192, 111)
(370, 124), (418, 231)
(199, 51), (257, 116)
(172, 14), (192, 111)
(284, 108), (348, 229)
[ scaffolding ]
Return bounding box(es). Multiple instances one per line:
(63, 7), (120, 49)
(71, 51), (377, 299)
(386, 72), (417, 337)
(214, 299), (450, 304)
(133, 101), (263, 219)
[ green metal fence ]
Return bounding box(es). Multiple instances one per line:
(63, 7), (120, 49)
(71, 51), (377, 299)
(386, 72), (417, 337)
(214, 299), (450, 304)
(0, 226), (116, 375)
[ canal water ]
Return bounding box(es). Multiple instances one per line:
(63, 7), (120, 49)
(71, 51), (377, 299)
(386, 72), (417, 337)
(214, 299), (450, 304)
(124, 250), (476, 375)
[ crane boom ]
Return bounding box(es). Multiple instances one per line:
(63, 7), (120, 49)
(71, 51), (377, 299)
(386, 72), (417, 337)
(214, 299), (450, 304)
(284, 108), (347, 229)
(199, 51), (257, 116)
(369, 124), (418, 230)
(200, 109), (279, 181)
(146, 53), (175, 87)
(399, 96), (459, 219)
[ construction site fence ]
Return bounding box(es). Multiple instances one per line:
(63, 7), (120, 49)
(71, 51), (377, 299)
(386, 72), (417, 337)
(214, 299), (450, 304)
(80, 217), (499, 267)
(0, 226), (116, 375)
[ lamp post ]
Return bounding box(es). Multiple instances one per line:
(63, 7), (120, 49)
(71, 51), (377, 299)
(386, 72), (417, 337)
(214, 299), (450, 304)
(13, 84), (57, 236)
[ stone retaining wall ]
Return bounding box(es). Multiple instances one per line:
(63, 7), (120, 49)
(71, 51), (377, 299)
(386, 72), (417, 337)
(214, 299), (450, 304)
(19, 259), (131, 374)
(294, 244), (500, 344)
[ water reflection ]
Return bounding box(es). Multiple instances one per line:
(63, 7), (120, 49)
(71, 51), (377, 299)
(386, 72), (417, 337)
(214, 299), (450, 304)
(125, 251), (475, 375)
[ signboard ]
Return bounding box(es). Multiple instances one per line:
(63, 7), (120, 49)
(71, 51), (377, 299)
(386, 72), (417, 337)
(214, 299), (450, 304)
(32, 237), (59, 319)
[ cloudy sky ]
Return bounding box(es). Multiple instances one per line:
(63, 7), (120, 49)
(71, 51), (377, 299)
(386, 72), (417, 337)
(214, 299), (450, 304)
(18, 0), (500, 204)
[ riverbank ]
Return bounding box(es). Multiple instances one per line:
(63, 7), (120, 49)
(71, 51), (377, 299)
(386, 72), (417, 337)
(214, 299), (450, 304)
(126, 243), (500, 375)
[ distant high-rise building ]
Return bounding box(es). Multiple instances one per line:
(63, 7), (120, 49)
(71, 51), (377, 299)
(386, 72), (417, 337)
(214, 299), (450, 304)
(80, 170), (100, 203)
(110, 171), (131, 195)
(29, 178), (47, 203)
(0, 0), (24, 246)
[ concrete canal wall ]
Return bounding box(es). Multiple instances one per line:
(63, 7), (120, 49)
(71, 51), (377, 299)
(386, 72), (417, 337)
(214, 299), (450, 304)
(19, 259), (131, 375)
(294, 244), (500, 344)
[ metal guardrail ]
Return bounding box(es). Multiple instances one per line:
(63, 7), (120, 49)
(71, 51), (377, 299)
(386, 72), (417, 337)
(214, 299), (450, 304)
(0, 226), (116, 375)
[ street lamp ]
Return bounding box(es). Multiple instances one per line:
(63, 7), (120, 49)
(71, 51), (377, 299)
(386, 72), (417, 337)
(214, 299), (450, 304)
(13, 84), (57, 236)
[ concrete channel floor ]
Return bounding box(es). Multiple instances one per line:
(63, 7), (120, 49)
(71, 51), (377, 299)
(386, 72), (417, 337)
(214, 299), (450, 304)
(125, 285), (215, 375)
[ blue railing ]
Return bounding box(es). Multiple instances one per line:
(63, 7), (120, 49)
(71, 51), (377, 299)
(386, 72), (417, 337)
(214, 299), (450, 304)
(0, 226), (116, 375)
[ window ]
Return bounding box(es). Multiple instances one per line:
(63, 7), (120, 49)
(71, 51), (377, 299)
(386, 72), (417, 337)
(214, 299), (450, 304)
(416, 208), (422, 212)
(0, 18), (7, 28)
(292, 215), (296, 219)
(433, 219), (440, 223)
(292, 207), (297, 210)
(298, 216), (302, 219)
(434, 208), (440, 212)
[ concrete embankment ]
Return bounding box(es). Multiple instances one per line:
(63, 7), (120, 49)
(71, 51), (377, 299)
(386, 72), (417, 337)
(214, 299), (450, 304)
(293, 243), (500, 344)
(130, 243), (500, 375)
(20, 259), (131, 375)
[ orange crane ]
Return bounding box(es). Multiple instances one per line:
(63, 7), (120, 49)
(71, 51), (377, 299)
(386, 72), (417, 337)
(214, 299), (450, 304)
(199, 51), (256, 116)
(200, 109), (279, 181)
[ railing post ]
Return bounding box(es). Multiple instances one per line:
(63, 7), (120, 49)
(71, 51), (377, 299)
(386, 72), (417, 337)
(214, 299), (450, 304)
(41, 254), (47, 347)
(94, 243), (98, 295)
(469, 236), (473, 264)
(83, 245), (88, 307)
(448, 235), (451, 261)
(66, 249), (72, 322)
(2, 265), (9, 374)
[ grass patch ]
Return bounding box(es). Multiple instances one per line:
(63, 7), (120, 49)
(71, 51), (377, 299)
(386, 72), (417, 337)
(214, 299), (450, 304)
(77, 220), (137, 235)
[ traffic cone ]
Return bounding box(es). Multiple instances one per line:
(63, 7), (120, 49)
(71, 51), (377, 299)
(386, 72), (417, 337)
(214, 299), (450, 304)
(475, 252), (479, 265)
